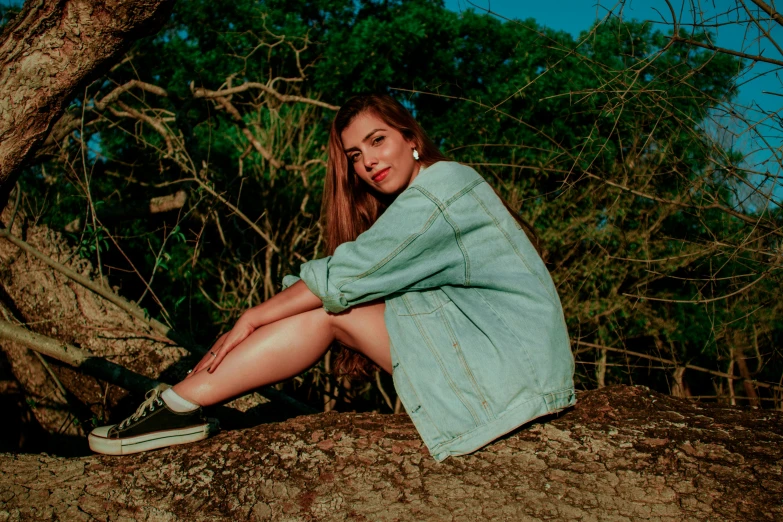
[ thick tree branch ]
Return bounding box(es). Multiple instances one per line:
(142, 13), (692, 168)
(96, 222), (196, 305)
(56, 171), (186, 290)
(1, 386), (780, 520)
(0, 0), (176, 203)
(0, 318), (315, 414)
(0, 319), (160, 394)
(749, 0), (783, 28)
(0, 227), (185, 346)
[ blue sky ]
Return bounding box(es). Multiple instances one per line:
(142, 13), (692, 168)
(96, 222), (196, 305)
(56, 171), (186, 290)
(444, 1), (782, 182)
(444, 1), (782, 111)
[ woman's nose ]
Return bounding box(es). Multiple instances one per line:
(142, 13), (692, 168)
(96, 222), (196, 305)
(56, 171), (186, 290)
(363, 152), (378, 169)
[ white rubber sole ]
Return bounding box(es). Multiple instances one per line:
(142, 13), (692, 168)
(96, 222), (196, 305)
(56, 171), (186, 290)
(88, 421), (217, 455)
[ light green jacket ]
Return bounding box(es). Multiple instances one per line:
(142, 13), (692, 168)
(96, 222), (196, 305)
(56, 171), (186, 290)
(285, 161), (575, 461)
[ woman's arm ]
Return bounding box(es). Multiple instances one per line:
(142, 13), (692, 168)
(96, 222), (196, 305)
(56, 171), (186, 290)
(188, 280), (322, 375)
(240, 279), (322, 328)
(297, 186), (466, 313)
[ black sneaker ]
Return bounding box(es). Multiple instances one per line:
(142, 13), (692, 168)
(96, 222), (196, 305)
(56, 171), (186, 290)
(88, 385), (217, 455)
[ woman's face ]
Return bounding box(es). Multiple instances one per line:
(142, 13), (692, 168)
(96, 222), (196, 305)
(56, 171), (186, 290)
(341, 111), (420, 195)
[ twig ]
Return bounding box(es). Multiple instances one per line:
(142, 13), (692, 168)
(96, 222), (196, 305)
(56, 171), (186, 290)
(80, 87), (105, 289)
(375, 370), (393, 411)
(670, 35), (783, 68)
(211, 95), (282, 168)
(6, 183), (21, 231)
(749, 0), (783, 28)
(94, 80), (168, 111)
(188, 177), (280, 252)
(113, 100), (176, 158)
(623, 267), (775, 304)
(33, 351), (68, 398)
(581, 171), (783, 239)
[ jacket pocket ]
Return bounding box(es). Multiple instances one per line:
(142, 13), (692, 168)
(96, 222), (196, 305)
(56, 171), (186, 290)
(394, 289), (451, 316)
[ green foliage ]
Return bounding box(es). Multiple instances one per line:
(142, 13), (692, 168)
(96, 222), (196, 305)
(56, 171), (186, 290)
(71, 224), (111, 259)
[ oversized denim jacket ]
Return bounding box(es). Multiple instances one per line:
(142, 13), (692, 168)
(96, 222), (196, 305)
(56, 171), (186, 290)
(284, 161), (575, 461)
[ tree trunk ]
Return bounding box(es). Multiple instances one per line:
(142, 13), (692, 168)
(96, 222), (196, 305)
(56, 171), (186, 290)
(0, 385), (780, 521)
(0, 0), (176, 203)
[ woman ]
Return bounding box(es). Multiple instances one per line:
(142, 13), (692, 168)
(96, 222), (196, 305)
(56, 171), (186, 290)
(88, 94), (575, 461)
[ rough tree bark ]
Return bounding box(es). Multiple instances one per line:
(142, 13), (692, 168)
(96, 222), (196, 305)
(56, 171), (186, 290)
(0, 385), (780, 521)
(0, 0), (176, 203)
(0, 205), (191, 450)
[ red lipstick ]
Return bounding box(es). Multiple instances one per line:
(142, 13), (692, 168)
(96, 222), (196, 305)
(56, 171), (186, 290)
(372, 167), (390, 182)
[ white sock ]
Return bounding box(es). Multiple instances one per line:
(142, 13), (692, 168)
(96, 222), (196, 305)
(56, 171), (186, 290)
(161, 387), (200, 412)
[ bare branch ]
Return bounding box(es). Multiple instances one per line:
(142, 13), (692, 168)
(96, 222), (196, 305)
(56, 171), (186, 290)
(670, 35), (783, 67)
(94, 80), (168, 111)
(211, 95), (282, 169)
(749, 0), (783, 28)
(574, 341), (783, 392)
(187, 177), (280, 253)
(192, 82), (339, 111)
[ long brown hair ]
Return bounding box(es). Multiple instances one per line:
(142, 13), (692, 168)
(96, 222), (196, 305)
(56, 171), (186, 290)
(322, 94), (446, 377)
(322, 94), (538, 377)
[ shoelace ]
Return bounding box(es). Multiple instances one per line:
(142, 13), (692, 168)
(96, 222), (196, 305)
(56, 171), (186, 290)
(118, 385), (168, 429)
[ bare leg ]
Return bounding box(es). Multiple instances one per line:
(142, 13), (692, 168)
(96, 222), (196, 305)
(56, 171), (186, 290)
(172, 302), (390, 406)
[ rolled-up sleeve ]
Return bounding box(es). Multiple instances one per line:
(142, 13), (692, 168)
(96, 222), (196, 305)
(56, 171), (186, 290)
(296, 187), (466, 313)
(281, 274), (301, 290)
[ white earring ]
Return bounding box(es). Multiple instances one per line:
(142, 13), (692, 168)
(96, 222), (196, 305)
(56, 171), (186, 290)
(413, 149), (420, 161)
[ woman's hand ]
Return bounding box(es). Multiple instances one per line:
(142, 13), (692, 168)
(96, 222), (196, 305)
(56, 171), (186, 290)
(186, 318), (255, 377)
(185, 281), (323, 378)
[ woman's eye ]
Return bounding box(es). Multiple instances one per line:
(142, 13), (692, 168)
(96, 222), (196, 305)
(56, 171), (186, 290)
(349, 154), (360, 163)
(372, 136), (385, 145)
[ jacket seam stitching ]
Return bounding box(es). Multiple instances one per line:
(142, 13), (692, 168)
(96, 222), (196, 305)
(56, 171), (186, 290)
(445, 178), (485, 206)
(438, 304), (495, 420)
(394, 301), (447, 316)
(468, 190), (558, 303)
(392, 356), (445, 440)
(409, 186), (446, 210)
(414, 183), (480, 287)
(428, 386), (575, 454)
(333, 202), (441, 288)
(402, 294), (482, 426)
(412, 178), (483, 210)
(441, 209), (470, 286)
